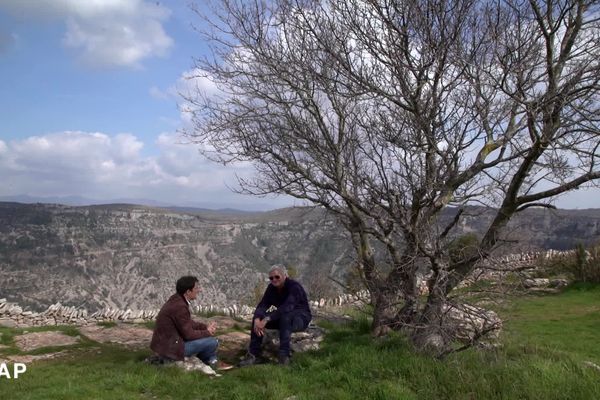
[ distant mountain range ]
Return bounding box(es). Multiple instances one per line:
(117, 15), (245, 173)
(0, 201), (599, 313)
(0, 194), (270, 213)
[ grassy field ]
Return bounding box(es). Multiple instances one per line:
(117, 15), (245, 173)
(1, 285), (599, 399)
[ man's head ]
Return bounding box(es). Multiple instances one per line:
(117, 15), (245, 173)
(268, 265), (288, 289)
(176, 275), (200, 300)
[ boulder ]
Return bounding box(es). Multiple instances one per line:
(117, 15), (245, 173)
(172, 357), (220, 376)
(0, 318), (17, 328)
(549, 278), (569, 288)
(260, 324), (326, 360)
(523, 278), (550, 288)
(444, 303), (502, 345)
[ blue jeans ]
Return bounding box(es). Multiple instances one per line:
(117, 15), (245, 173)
(184, 337), (218, 364)
(249, 311), (310, 357)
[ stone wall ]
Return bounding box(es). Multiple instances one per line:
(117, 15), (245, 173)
(0, 249), (577, 329)
(0, 291), (369, 329)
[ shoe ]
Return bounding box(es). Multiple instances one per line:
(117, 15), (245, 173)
(239, 353), (263, 367)
(278, 355), (291, 365)
(210, 360), (234, 371)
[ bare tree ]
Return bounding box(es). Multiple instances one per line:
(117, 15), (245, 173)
(185, 0), (600, 355)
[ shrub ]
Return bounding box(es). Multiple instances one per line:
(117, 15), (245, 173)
(448, 233), (480, 264)
(573, 242), (600, 284)
(541, 242), (600, 284)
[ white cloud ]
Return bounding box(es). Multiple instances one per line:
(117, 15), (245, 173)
(172, 68), (224, 125)
(0, 130), (595, 210)
(174, 68), (221, 98)
(0, 0), (173, 68)
(0, 131), (295, 210)
(149, 86), (169, 100)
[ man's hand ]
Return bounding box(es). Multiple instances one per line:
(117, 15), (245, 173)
(253, 317), (267, 337)
(207, 321), (217, 335)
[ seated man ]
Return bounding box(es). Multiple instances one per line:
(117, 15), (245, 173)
(240, 265), (312, 366)
(150, 275), (232, 371)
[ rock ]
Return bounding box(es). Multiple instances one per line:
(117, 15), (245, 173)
(206, 315), (240, 330)
(444, 303), (502, 345)
(523, 278), (550, 288)
(8, 305), (23, 314)
(216, 331), (251, 360)
(0, 318), (17, 328)
(583, 361), (600, 372)
(260, 324), (326, 360)
(172, 357), (220, 376)
(414, 332), (446, 354)
(8, 351), (69, 364)
(14, 331), (80, 352)
(549, 278), (569, 288)
(79, 324), (152, 347)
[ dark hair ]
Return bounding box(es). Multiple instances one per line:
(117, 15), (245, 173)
(176, 276), (199, 295)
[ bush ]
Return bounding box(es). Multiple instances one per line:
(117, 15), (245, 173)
(541, 242), (600, 284)
(572, 243), (600, 284)
(448, 233), (480, 264)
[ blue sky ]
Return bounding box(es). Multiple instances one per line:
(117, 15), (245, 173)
(0, 1), (596, 210)
(0, 0), (297, 210)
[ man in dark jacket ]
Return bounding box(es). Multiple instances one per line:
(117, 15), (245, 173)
(240, 265), (312, 366)
(150, 276), (232, 370)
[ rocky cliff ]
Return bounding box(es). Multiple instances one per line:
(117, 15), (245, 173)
(0, 203), (351, 312)
(0, 202), (599, 312)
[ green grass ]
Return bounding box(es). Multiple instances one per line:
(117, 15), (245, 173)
(502, 283), (600, 362)
(1, 287), (600, 399)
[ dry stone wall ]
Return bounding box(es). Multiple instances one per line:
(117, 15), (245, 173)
(0, 249), (577, 329)
(469, 249), (575, 284)
(0, 292), (368, 329)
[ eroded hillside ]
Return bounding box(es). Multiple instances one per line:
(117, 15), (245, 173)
(1, 202), (599, 312)
(0, 203), (349, 311)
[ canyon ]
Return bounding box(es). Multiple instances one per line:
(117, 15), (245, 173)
(1, 201), (599, 312)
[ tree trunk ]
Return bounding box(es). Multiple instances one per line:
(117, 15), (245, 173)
(371, 287), (404, 336)
(372, 262), (420, 335)
(410, 267), (451, 355)
(411, 291), (448, 355)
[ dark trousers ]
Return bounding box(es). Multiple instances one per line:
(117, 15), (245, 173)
(249, 311), (310, 357)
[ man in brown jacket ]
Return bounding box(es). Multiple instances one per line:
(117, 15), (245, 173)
(150, 276), (232, 371)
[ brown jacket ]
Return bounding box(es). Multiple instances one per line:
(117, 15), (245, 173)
(150, 293), (210, 360)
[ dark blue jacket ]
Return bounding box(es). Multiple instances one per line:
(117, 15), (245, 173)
(253, 278), (312, 322)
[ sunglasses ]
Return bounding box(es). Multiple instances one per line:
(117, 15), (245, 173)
(268, 275), (281, 281)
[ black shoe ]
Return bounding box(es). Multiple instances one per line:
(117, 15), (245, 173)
(239, 353), (263, 367)
(278, 355), (291, 365)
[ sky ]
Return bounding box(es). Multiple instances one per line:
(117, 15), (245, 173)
(0, 0), (298, 211)
(0, 0), (597, 211)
